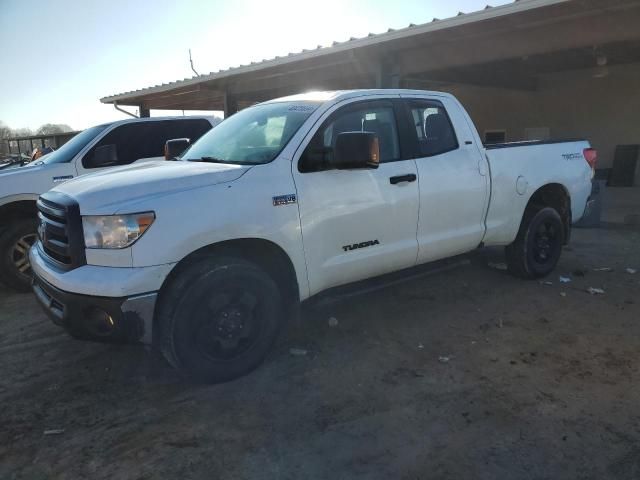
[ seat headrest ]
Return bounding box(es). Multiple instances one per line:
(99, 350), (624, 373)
(424, 114), (450, 138)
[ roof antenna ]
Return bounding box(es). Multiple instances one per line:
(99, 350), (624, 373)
(189, 49), (200, 77)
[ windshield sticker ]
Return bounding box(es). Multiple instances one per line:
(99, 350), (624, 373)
(288, 105), (316, 112)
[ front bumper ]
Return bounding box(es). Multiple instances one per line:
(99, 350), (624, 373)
(32, 272), (157, 344)
(29, 243), (175, 298)
(29, 245), (166, 344)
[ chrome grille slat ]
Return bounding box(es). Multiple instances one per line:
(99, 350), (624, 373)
(36, 199), (66, 219)
(37, 212), (67, 237)
(44, 238), (70, 256)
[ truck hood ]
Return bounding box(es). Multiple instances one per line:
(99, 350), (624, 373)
(0, 161), (47, 177)
(52, 160), (251, 214)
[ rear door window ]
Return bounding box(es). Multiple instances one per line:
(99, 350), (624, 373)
(405, 100), (458, 157)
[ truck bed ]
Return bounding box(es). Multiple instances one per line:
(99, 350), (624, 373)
(484, 138), (584, 150)
(481, 139), (593, 246)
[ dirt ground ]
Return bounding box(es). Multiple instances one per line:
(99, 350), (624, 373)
(1, 223), (639, 480)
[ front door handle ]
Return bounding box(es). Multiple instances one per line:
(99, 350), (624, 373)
(389, 174), (417, 185)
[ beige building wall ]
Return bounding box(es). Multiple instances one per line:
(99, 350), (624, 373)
(445, 85), (540, 143)
(439, 62), (640, 170)
(537, 63), (640, 170)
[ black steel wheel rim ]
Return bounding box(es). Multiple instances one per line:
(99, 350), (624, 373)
(532, 220), (559, 264)
(11, 233), (37, 279)
(193, 288), (263, 361)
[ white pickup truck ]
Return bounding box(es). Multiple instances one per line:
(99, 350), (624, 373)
(0, 116), (217, 290)
(29, 90), (596, 383)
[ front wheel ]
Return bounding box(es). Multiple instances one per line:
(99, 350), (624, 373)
(157, 255), (284, 383)
(0, 218), (38, 292)
(505, 207), (565, 279)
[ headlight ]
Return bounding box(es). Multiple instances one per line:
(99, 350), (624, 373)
(82, 212), (155, 249)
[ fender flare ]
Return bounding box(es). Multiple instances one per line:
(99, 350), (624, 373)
(0, 193), (40, 208)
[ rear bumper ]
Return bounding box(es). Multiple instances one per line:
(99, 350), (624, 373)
(32, 273), (156, 344)
(582, 181), (598, 219)
(582, 198), (596, 219)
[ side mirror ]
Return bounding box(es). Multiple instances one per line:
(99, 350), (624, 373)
(86, 144), (118, 168)
(331, 132), (380, 170)
(164, 138), (190, 160)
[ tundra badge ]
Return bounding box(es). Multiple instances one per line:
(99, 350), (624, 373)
(342, 240), (380, 252)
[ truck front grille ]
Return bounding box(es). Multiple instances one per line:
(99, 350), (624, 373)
(36, 192), (86, 270)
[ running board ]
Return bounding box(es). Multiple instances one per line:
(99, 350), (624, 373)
(306, 255), (471, 309)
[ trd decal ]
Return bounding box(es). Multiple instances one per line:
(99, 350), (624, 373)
(561, 153), (582, 161)
(342, 239), (380, 252)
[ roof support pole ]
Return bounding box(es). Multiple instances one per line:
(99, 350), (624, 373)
(375, 57), (401, 88)
(139, 105), (150, 118)
(223, 91), (238, 118)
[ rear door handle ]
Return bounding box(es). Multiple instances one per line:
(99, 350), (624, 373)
(389, 174), (417, 185)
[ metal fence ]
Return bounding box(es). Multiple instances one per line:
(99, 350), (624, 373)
(5, 131), (79, 155)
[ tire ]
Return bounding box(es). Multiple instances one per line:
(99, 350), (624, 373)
(505, 206), (565, 279)
(0, 218), (38, 292)
(157, 254), (284, 383)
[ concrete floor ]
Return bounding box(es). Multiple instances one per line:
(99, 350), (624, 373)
(601, 186), (640, 225)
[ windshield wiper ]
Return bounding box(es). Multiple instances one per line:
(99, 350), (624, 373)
(187, 156), (256, 166)
(0, 158), (28, 170)
(196, 156), (229, 163)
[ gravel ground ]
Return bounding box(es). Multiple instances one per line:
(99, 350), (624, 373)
(1, 223), (639, 480)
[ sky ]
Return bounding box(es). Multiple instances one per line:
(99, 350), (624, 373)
(1, 0), (511, 131)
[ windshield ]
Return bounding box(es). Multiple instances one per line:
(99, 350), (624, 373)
(182, 101), (319, 164)
(41, 124), (110, 164)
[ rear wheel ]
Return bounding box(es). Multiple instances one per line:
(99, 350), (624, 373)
(0, 218), (38, 292)
(157, 255), (284, 383)
(505, 207), (565, 279)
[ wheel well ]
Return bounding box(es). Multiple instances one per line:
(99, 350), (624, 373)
(0, 201), (37, 229)
(525, 183), (572, 242)
(161, 238), (300, 306)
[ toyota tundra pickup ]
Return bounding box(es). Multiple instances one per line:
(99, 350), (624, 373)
(0, 116), (217, 291)
(29, 90), (596, 383)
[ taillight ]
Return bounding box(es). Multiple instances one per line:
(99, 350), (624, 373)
(583, 148), (597, 170)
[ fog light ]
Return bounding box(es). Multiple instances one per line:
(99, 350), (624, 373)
(85, 307), (116, 336)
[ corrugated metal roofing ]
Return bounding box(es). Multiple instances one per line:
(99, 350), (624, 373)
(100, 0), (569, 103)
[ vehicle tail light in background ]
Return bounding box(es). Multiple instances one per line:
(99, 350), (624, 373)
(583, 148), (597, 170)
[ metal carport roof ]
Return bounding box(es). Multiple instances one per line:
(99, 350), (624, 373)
(100, 0), (640, 115)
